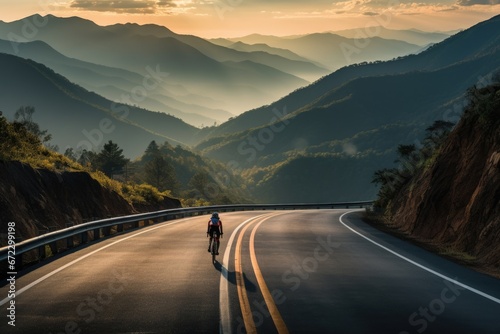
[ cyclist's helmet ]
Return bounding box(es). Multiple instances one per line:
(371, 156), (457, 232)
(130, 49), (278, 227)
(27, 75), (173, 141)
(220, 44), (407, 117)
(212, 212), (219, 219)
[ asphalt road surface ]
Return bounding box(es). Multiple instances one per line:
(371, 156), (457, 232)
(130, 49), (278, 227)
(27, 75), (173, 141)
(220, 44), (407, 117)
(1, 209), (499, 333)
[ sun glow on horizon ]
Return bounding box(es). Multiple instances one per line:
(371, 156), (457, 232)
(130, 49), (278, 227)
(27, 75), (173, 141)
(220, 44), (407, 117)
(2, 1), (499, 38)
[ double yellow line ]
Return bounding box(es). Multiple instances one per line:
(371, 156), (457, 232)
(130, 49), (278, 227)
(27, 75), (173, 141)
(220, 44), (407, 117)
(234, 214), (290, 334)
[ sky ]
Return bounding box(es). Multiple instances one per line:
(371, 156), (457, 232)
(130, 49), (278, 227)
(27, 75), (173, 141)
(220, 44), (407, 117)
(2, 0), (499, 38)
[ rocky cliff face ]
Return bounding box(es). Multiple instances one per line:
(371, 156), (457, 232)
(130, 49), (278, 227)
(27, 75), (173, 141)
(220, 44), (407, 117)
(387, 83), (500, 272)
(0, 161), (181, 245)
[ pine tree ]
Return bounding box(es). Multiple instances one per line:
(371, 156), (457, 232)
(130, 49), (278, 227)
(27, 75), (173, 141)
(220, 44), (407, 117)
(143, 140), (160, 163)
(144, 155), (177, 192)
(95, 141), (129, 177)
(14, 106), (52, 143)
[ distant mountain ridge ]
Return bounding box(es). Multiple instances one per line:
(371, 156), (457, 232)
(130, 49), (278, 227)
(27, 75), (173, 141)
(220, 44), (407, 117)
(0, 14), (312, 117)
(0, 14), (433, 125)
(195, 14), (500, 203)
(201, 14), (500, 138)
(330, 27), (451, 46)
(219, 32), (424, 70)
(0, 38), (233, 127)
(0, 52), (199, 158)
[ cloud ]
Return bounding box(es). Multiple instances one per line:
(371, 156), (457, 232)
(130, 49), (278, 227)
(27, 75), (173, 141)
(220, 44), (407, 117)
(457, 0), (500, 5)
(70, 0), (177, 14)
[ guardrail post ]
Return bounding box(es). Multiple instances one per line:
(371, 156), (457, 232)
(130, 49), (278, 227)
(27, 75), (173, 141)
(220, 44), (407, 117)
(66, 236), (74, 249)
(80, 231), (87, 244)
(38, 245), (46, 259)
(49, 241), (58, 255)
(94, 228), (100, 240)
(117, 224), (124, 232)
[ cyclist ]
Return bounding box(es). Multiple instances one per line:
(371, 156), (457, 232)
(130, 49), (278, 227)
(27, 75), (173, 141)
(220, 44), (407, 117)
(207, 212), (223, 255)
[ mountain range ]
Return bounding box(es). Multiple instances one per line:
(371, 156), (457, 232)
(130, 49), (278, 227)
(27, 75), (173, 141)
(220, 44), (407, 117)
(0, 15), (322, 123)
(330, 27), (453, 46)
(196, 14), (500, 202)
(0, 14), (431, 126)
(211, 31), (434, 71)
(0, 38), (233, 127)
(0, 52), (199, 157)
(0, 13), (498, 203)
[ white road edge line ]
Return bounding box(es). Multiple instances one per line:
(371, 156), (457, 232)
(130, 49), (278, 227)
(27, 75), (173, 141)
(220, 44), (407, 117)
(339, 210), (500, 305)
(0, 217), (192, 306)
(219, 213), (269, 334)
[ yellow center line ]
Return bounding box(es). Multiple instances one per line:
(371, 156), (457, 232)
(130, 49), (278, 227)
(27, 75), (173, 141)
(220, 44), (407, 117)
(235, 222), (257, 334)
(250, 216), (290, 334)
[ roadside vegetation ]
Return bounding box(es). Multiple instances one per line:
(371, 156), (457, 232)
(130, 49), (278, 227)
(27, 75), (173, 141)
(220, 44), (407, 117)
(367, 78), (500, 277)
(372, 77), (500, 211)
(0, 108), (171, 207)
(371, 119), (454, 209)
(0, 106), (249, 207)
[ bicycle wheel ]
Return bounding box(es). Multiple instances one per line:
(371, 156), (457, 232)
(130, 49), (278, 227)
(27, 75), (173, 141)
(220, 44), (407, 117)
(211, 241), (216, 263)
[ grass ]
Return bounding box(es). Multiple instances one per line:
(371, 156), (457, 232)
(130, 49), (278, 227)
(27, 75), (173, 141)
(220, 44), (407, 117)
(0, 114), (173, 208)
(439, 247), (477, 263)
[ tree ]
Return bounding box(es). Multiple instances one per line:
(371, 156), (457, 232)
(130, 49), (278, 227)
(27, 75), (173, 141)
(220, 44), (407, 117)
(425, 120), (454, 147)
(14, 106), (52, 144)
(64, 147), (77, 161)
(397, 144), (416, 160)
(143, 140), (160, 163)
(189, 171), (210, 195)
(144, 155), (177, 192)
(371, 167), (403, 208)
(95, 141), (129, 177)
(77, 149), (97, 168)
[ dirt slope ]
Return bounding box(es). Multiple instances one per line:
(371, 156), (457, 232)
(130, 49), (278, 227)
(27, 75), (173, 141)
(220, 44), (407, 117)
(387, 83), (500, 273)
(0, 161), (180, 245)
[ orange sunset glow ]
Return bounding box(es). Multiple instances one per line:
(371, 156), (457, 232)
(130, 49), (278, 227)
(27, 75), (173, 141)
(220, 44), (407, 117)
(2, 0), (499, 37)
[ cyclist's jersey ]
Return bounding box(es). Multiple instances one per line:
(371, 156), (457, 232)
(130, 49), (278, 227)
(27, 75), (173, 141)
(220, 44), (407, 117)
(207, 218), (223, 234)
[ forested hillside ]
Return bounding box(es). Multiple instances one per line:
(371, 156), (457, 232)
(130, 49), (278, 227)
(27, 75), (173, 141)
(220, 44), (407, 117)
(196, 14), (500, 203)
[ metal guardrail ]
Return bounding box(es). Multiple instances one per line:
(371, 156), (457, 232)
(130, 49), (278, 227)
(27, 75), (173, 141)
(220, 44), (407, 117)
(0, 201), (372, 269)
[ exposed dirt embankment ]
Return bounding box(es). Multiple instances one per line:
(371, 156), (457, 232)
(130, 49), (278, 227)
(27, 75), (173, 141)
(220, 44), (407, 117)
(0, 161), (181, 245)
(387, 84), (500, 275)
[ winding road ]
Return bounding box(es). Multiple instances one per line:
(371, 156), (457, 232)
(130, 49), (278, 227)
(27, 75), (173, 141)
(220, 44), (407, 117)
(1, 209), (499, 333)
